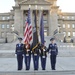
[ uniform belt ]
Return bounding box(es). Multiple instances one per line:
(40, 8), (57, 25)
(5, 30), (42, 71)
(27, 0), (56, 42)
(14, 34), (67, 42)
(17, 50), (23, 52)
(51, 50), (56, 51)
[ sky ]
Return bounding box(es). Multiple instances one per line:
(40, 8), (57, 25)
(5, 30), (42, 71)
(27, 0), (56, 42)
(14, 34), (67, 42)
(0, 0), (75, 13)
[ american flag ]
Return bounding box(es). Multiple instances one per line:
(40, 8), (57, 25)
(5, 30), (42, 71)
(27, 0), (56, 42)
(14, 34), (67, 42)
(24, 8), (32, 44)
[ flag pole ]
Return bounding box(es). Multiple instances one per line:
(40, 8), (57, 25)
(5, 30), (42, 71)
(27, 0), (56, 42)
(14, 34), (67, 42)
(32, 5), (39, 51)
(35, 5), (39, 43)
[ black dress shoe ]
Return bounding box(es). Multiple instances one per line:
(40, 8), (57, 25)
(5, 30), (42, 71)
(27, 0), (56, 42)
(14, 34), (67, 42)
(42, 69), (45, 70)
(34, 69), (38, 70)
(18, 69), (22, 70)
(26, 69), (29, 70)
(52, 69), (55, 70)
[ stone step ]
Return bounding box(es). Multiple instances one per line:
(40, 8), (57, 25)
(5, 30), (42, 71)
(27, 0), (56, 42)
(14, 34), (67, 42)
(0, 53), (15, 58)
(0, 70), (75, 75)
(0, 36), (74, 50)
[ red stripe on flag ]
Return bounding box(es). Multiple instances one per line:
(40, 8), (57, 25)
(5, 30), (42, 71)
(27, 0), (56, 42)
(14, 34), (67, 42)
(23, 9), (32, 44)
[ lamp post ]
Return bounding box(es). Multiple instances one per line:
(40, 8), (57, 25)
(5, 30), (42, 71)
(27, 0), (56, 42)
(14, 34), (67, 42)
(5, 35), (7, 43)
(5, 27), (7, 43)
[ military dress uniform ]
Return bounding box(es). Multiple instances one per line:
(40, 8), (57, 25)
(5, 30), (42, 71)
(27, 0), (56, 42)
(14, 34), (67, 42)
(40, 44), (47, 70)
(15, 42), (24, 70)
(23, 44), (31, 70)
(32, 46), (40, 70)
(47, 38), (58, 70)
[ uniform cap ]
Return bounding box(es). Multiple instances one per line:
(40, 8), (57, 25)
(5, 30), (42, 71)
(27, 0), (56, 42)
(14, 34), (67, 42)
(50, 38), (55, 41)
(18, 37), (23, 40)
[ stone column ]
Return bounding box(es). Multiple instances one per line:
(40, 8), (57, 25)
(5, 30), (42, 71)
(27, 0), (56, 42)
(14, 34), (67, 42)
(14, 7), (22, 36)
(20, 10), (23, 36)
(49, 6), (59, 36)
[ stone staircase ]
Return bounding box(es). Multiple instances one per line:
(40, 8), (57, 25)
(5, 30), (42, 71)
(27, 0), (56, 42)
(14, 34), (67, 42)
(0, 36), (74, 50)
(0, 37), (75, 74)
(0, 40), (18, 50)
(0, 36), (75, 58)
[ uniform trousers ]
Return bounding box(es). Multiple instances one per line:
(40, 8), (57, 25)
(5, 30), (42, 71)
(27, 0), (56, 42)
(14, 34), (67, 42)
(33, 54), (39, 70)
(24, 54), (31, 70)
(50, 55), (57, 70)
(17, 54), (23, 70)
(41, 56), (46, 70)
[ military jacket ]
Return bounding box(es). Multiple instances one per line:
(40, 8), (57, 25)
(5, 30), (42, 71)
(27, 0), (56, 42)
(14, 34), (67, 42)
(40, 46), (47, 57)
(15, 43), (24, 55)
(23, 44), (31, 55)
(47, 43), (58, 55)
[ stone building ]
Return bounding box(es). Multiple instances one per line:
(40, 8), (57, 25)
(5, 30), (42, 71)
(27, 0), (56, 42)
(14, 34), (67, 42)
(0, 0), (75, 42)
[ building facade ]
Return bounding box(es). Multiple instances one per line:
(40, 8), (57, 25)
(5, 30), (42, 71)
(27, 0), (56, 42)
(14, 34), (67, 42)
(0, 0), (75, 42)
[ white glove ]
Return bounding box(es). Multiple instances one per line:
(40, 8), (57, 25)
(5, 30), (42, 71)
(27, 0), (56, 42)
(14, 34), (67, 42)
(15, 54), (17, 57)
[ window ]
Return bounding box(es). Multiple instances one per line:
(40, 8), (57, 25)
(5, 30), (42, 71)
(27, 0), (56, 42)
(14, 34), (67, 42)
(7, 25), (9, 28)
(43, 20), (47, 23)
(44, 30), (47, 36)
(63, 32), (66, 37)
(73, 32), (75, 37)
(7, 17), (10, 20)
(68, 24), (70, 28)
(43, 20), (47, 24)
(72, 16), (74, 20)
(62, 16), (65, 19)
(63, 24), (65, 28)
(67, 16), (70, 19)
(1, 24), (5, 28)
(2, 17), (5, 20)
(72, 24), (75, 28)
(68, 32), (71, 37)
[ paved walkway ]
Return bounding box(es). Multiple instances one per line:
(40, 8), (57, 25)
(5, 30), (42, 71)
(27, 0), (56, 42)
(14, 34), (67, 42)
(0, 71), (75, 75)
(0, 57), (75, 71)
(0, 42), (75, 75)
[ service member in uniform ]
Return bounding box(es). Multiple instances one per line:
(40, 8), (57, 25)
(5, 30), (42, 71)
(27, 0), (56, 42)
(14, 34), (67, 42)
(40, 42), (47, 70)
(47, 38), (58, 70)
(32, 44), (40, 70)
(15, 37), (24, 70)
(23, 42), (31, 70)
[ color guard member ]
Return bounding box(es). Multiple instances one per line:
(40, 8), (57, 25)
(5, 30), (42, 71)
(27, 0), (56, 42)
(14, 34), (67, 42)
(47, 38), (58, 70)
(15, 37), (24, 70)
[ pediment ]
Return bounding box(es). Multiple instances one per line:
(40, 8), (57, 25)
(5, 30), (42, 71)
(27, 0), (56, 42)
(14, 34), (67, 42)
(19, 0), (51, 5)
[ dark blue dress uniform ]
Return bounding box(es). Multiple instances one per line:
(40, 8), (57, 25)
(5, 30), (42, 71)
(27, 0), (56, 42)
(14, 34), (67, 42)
(15, 43), (24, 70)
(40, 44), (47, 70)
(48, 42), (58, 70)
(32, 46), (40, 70)
(23, 44), (31, 70)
